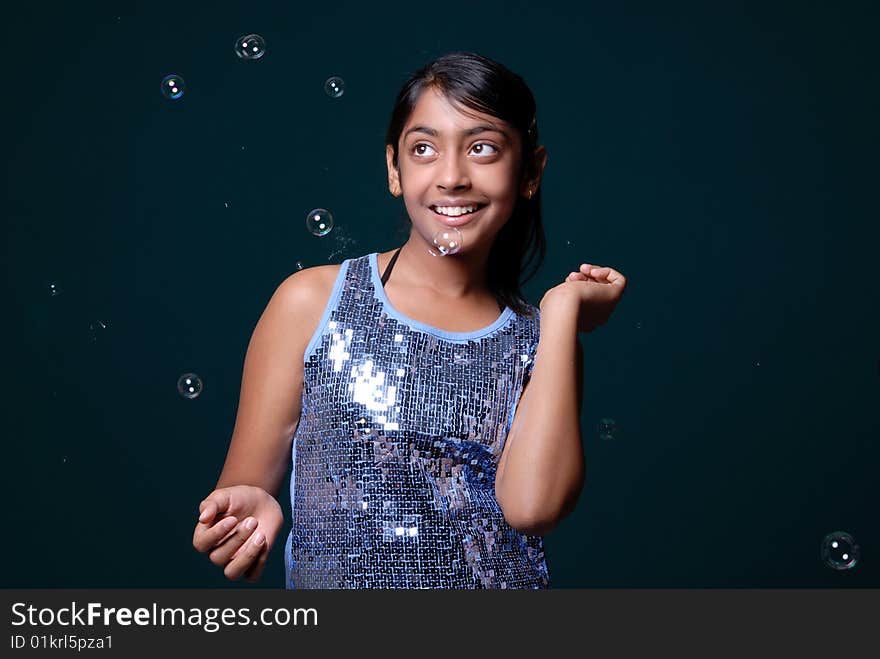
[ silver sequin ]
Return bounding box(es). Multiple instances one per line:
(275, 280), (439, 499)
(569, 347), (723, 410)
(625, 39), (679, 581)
(284, 252), (548, 588)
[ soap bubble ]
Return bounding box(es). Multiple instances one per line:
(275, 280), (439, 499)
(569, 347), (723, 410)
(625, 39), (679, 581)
(324, 76), (344, 98)
(177, 373), (203, 399)
(597, 417), (621, 441)
(821, 531), (860, 571)
(160, 74), (185, 100)
(235, 34), (266, 60)
(429, 228), (463, 256)
(306, 208), (334, 236)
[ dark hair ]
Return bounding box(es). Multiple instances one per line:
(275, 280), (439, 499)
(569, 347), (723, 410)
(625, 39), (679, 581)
(384, 51), (546, 318)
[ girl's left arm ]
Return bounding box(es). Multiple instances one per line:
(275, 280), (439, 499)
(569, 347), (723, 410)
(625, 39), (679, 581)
(495, 299), (584, 536)
(495, 262), (627, 535)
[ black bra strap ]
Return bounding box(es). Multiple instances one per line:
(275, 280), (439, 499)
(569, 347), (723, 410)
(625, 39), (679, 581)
(381, 246), (403, 286)
(381, 246), (505, 312)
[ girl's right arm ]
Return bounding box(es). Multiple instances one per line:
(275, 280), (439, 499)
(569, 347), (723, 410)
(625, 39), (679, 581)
(192, 266), (329, 581)
(214, 266), (328, 498)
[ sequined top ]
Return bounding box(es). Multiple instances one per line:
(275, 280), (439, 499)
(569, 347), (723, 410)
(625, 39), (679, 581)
(284, 251), (548, 588)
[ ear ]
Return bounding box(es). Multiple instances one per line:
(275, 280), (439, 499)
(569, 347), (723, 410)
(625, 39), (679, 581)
(386, 144), (401, 197)
(520, 145), (548, 197)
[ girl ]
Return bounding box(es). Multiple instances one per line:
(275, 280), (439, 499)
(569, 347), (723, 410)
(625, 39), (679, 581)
(192, 51), (626, 588)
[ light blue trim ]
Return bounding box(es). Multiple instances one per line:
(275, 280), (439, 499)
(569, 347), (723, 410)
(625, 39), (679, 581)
(286, 435), (297, 589)
(283, 527), (294, 589)
(289, 437), (297, 519)
(303, 258), (351, 363)
(505, 309), (540, 436)
(506, 390), (518, 438)
(368, 251), (514, 341)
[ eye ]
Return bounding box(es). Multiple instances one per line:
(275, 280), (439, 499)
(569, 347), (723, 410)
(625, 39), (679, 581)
(412, 143), (500, 157)
(413, 143), (436, 157)
(471, 143), (499, 156)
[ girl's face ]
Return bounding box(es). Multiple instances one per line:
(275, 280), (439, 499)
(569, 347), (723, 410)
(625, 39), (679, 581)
(386, 87), (545, 255)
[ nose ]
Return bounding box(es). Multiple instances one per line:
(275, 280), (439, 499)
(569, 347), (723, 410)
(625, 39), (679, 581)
(436, 157), (471, 192)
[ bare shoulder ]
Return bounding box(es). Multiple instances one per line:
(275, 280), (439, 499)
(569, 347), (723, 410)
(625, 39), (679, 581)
(272, 263), (342, 331)
(275, 263), (340, 302)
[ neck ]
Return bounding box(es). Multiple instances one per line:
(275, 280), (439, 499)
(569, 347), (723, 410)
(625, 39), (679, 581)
(395, 230), (492, 299)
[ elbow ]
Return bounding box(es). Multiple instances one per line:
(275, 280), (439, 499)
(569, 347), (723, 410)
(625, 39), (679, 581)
(498, 480), (584, 537)
(500, 502), (559, 536)
(503, 510), (558, 536)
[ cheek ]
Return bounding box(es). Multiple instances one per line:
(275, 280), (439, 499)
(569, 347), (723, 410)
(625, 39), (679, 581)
(488, 196), (518, 221)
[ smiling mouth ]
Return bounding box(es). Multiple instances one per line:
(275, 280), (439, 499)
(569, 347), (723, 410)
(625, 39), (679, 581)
(429, 204), (488, 218)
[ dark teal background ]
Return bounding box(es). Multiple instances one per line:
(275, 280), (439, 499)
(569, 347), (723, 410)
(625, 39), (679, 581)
(4, 1), (877, 587)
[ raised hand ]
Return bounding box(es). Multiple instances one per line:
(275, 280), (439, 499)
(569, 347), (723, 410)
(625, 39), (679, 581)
(541, 262), (627, 333)
(192, 484), (284, 582)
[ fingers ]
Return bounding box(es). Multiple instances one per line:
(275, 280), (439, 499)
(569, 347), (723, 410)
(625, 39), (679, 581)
(192, 515), (239, 553)
(198, 489), (232, 525)
(222, 523), (267, 581)
(207, 516), (262, 572)
(578, 263), (625, 286)
(578, 263), (609, 282)
(592, 266), (626, 286)
(242, 546), (269, 583)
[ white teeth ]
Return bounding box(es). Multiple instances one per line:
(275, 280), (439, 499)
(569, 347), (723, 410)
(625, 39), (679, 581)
(434, 205), (479, 216)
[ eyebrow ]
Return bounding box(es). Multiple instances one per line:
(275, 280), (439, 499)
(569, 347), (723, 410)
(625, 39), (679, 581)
(403, 124), (509, 140)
